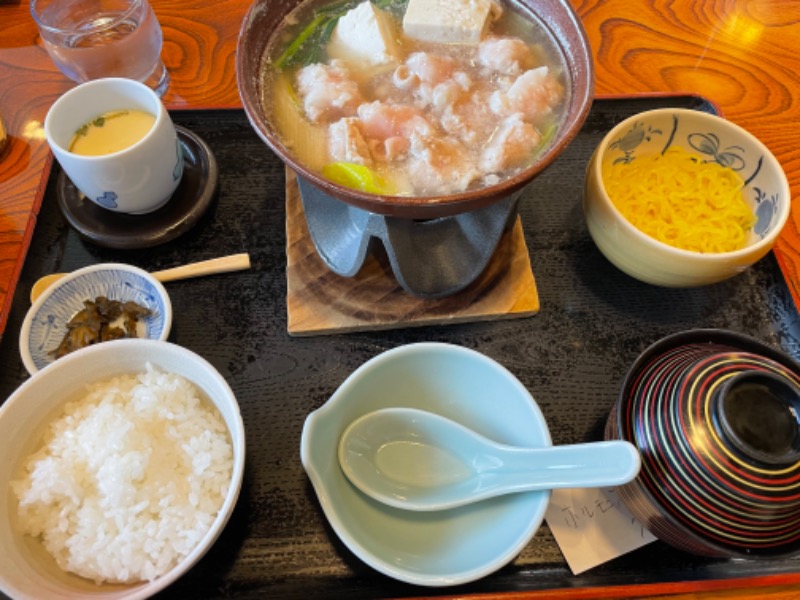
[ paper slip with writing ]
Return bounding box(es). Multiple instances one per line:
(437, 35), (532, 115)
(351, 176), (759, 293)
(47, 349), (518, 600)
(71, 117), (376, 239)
(544, 486), (657, 575)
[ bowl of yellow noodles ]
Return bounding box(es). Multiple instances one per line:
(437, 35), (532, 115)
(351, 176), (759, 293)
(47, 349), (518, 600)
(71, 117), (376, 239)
(583, 108), (790, 287)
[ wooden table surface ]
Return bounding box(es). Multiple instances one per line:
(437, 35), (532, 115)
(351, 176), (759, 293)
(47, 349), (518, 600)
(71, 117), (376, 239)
(1, 0), (800, 597)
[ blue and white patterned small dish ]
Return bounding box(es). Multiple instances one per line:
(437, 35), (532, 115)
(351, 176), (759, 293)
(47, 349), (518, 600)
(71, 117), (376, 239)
(583, 108), (791, 287)
(20, 263), (172, 374)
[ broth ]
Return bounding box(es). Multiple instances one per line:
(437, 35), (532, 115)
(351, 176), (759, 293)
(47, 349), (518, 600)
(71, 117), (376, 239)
(262, 0), (568, 197)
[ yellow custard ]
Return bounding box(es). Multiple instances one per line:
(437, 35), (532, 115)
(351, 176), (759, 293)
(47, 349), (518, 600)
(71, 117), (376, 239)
(69, 109), (156, 156)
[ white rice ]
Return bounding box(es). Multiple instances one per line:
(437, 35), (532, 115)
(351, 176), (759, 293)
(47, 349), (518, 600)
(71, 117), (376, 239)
(10, 364), (233, 585)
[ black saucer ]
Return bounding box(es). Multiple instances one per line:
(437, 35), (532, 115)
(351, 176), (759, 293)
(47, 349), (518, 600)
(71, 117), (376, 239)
(56, 126), (218, 249)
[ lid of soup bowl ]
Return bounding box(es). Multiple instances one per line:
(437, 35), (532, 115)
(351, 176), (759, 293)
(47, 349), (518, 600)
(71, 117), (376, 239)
(613, 329), (800, 558)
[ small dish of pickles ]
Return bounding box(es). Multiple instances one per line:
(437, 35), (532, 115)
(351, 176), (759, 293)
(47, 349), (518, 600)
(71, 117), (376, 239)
(19, 263), (172, 374)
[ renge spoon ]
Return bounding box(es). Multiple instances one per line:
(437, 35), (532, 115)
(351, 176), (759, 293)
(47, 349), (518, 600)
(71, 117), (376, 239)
(339, 407), (641, 511)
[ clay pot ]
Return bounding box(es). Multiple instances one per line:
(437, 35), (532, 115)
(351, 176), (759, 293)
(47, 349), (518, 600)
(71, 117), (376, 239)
(236, 0), (594, 219)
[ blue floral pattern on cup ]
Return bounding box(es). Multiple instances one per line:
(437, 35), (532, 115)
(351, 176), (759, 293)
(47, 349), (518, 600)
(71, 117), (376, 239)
(94, 190), (118, 210)
(686, 132), (747, 172)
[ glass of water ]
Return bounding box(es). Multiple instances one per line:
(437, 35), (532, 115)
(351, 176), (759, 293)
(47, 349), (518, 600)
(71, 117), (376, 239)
(31, 0), (169, 96)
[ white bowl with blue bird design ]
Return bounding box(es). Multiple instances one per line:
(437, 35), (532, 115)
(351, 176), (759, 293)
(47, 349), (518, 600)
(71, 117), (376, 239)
(583, 108), (790, 287)
(20, 263), (172, 374)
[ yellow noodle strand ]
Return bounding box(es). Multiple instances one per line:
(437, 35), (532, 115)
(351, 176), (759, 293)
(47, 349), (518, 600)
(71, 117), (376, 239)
(603, 146), (756, 253)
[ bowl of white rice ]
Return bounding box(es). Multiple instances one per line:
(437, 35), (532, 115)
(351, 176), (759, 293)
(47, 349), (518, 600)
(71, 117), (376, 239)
(0, 339), (245, 600)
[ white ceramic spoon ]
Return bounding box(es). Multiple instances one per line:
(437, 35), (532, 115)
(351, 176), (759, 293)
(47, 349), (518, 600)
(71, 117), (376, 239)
(339, 407), (641, 511)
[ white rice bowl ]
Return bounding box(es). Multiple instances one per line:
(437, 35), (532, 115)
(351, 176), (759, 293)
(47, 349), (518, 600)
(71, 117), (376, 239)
(12, 365), (233, 584)
(0, 339), (245, 600)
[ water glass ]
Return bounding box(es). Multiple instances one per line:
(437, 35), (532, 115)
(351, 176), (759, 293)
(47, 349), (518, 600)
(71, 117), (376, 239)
(31, 0), (169, 96)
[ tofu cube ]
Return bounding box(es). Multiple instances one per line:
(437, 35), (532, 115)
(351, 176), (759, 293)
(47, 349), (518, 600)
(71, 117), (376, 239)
(327, 2), (400, 69)
(403, 0), (495, 44)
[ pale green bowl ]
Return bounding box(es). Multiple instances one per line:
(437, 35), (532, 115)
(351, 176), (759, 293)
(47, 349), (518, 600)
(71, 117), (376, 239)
(301, 342), (551, 586)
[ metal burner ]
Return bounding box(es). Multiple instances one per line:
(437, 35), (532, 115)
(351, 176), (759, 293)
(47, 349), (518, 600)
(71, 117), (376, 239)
(297, 177), (522, 298)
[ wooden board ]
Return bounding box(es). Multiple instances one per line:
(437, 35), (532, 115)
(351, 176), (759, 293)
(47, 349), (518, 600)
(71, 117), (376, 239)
(285, 169), (539, 336)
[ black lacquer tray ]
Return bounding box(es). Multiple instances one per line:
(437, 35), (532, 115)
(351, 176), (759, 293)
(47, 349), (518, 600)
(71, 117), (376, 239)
(2, 95), (800, 598)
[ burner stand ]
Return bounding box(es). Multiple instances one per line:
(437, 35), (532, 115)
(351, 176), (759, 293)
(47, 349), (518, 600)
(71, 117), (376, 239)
(297, 177), (522, 298)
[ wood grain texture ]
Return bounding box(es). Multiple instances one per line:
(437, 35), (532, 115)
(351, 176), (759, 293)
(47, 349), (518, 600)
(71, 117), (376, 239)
(1, 1), (800, 598)
(412, 583), (800, 600)
(285, 170), (540, 335)
(0, 0), (248, 335)
(3, 0), (800, 334)
(572, 0), (800, 308)
(411, 577), (800, 600)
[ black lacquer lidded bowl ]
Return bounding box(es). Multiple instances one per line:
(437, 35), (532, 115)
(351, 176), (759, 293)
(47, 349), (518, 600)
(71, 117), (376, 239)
(607, 329), (800, 558)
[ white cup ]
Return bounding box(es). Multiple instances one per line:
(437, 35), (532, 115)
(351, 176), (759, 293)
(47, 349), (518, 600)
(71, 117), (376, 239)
(44, 77), (184, 214)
